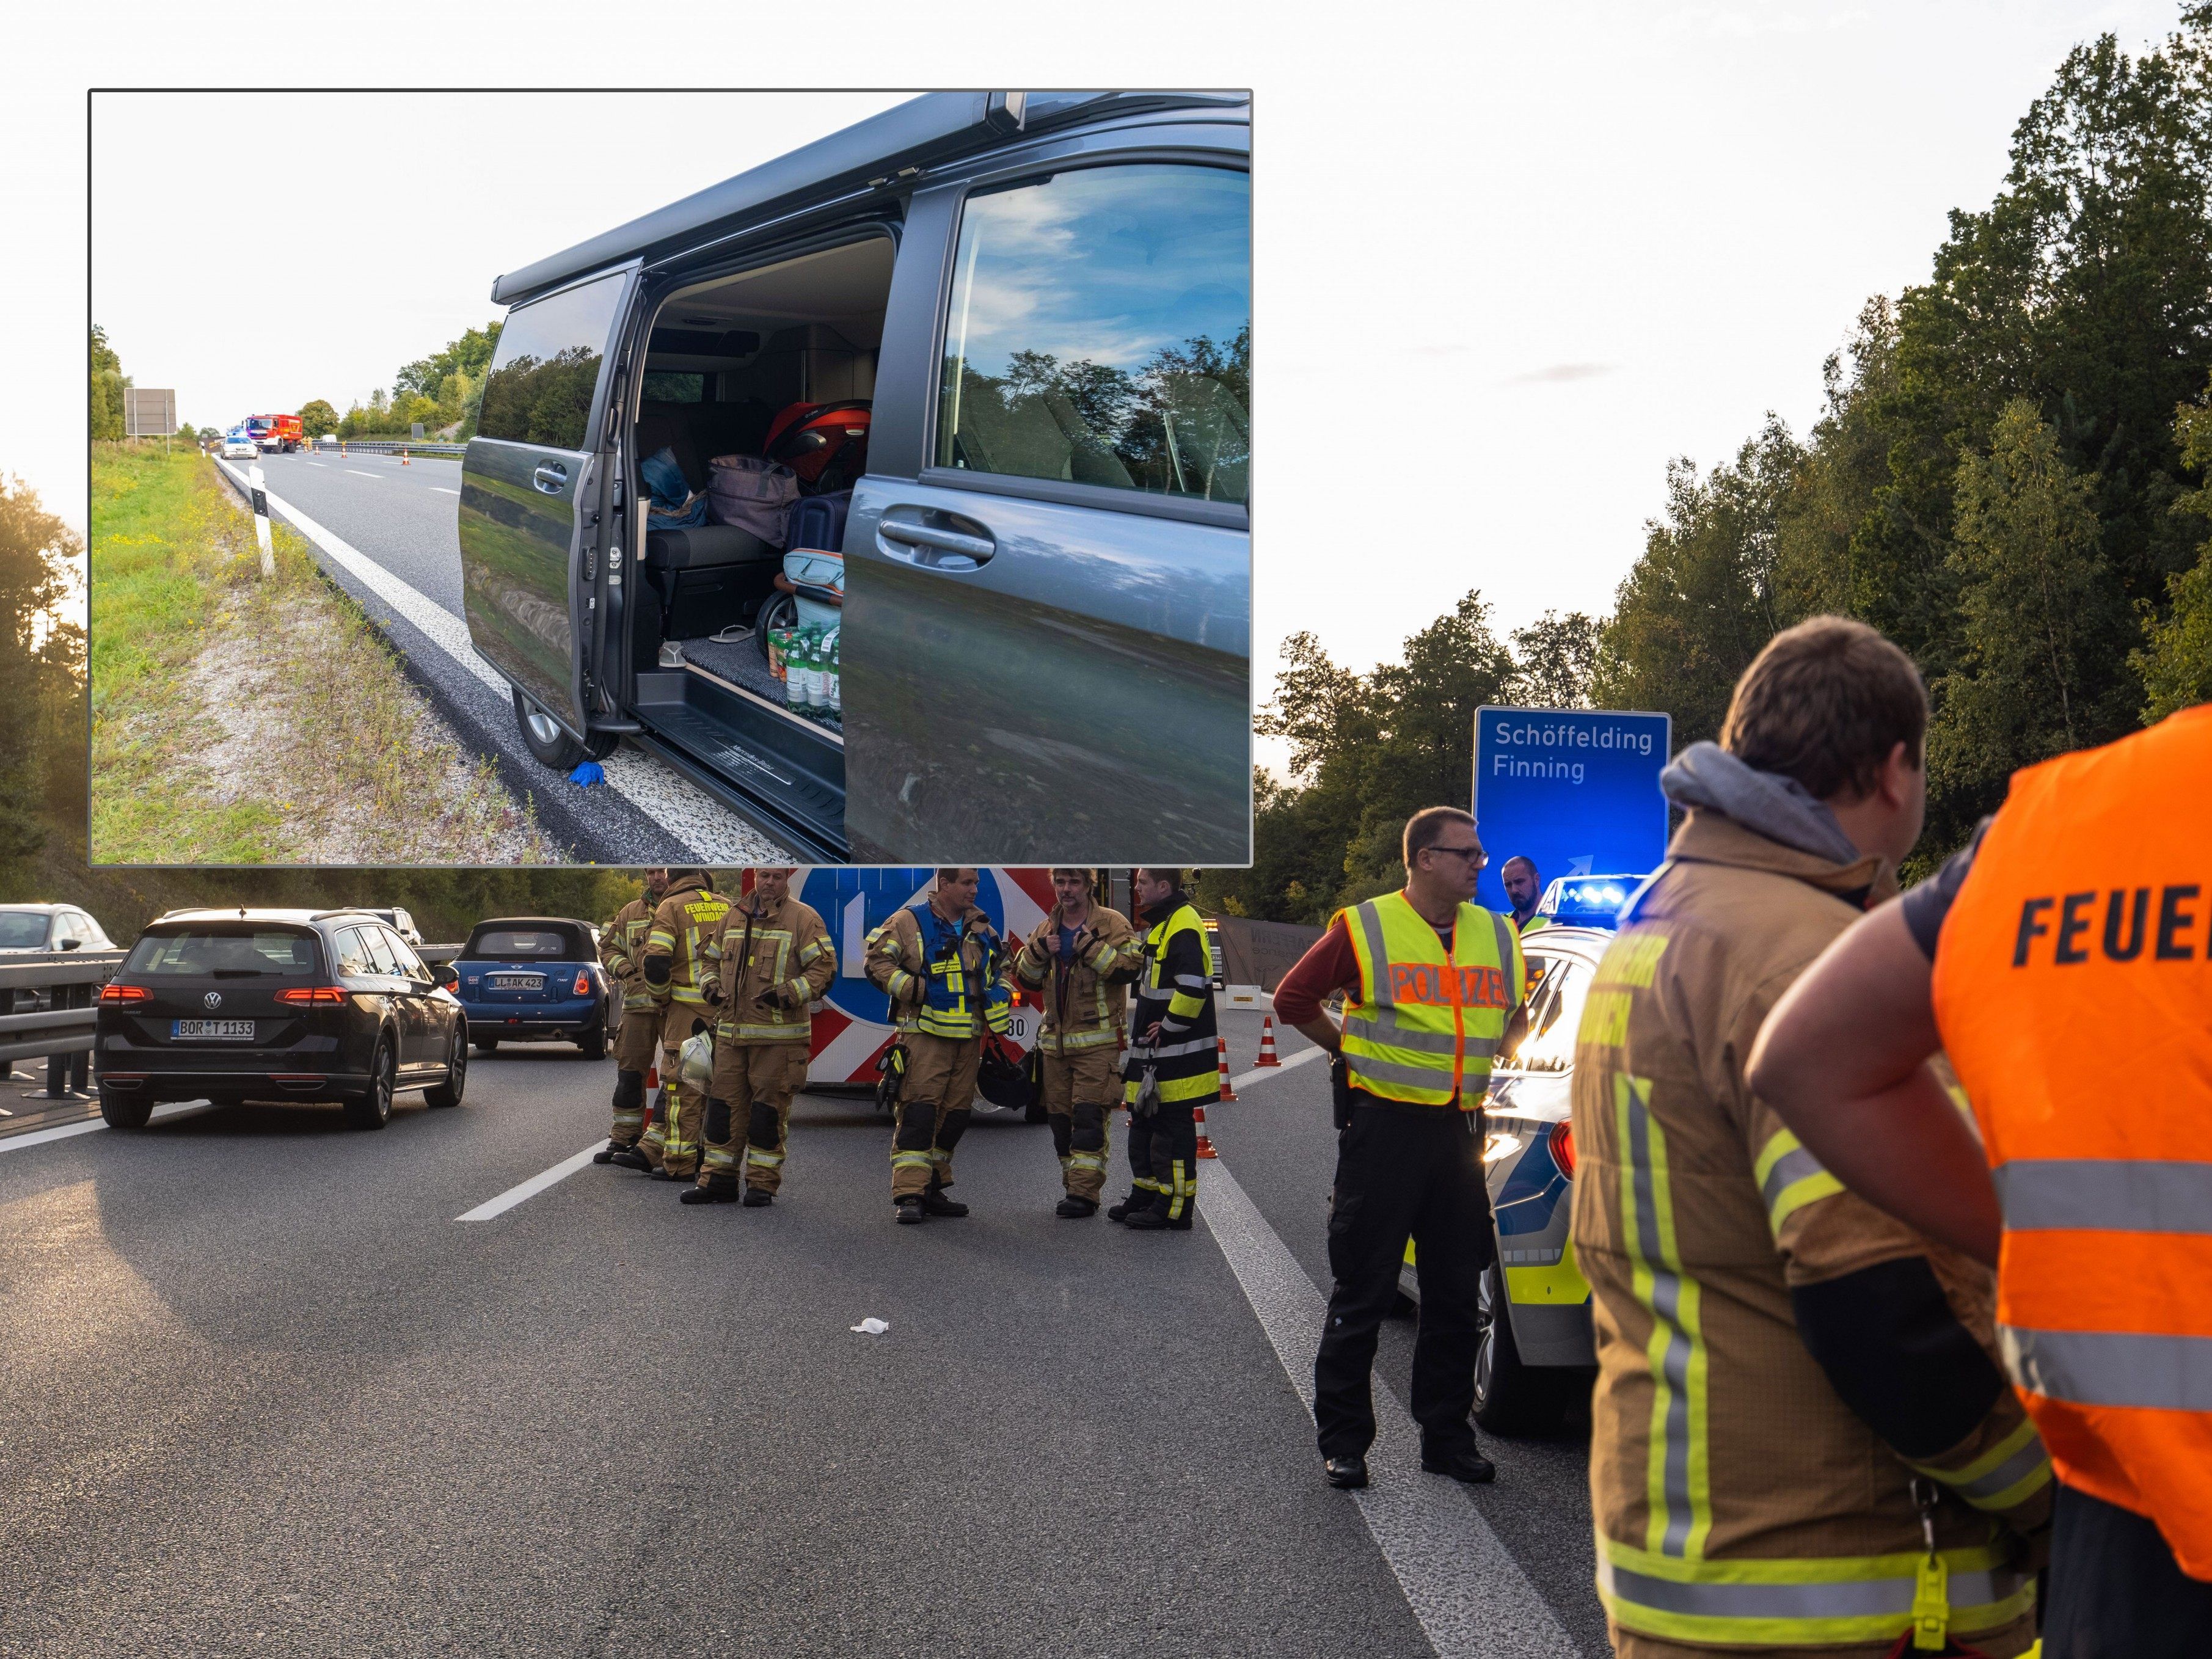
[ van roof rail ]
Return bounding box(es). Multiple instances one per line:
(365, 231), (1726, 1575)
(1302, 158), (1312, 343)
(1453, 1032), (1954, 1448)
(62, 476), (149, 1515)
(489, 91), (1245, 308)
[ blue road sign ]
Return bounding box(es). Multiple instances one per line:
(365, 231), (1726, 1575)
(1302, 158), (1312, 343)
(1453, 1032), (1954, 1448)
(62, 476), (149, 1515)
(1471, 706), (1672, 914)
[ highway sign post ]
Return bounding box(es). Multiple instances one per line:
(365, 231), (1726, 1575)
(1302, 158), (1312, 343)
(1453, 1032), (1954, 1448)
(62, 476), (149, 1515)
(1472, 706), (1672, 916)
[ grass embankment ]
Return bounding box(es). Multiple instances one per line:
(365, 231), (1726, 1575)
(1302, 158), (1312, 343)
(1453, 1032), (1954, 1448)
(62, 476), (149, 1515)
(89, 447), (558, 863)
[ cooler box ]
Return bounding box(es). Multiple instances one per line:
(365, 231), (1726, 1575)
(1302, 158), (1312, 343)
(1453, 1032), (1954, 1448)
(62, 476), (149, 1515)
(783, 548), (844, 632)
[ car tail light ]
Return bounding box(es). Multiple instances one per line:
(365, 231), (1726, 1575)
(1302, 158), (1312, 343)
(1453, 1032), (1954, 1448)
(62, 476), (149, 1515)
(1549, 1120), (1577, 1178)
(99, 983), (151, 1005)
(274, 986), (348, 1005)
(573, 970), (591, 996)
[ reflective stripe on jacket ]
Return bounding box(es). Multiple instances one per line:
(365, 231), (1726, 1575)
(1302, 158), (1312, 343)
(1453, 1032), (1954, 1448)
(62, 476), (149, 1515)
(704, 893), (834, 1045)
(1122, 896), (1219, 1106)
(1339, 890), (1522, 1106)
(1932, 704), (2212, 1578)
(641, 875), (731, 1007)
(1013, 903), (1141, 1055)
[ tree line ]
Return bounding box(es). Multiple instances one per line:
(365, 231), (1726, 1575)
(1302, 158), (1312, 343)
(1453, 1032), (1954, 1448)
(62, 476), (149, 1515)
(1213, 8), (2212, 924)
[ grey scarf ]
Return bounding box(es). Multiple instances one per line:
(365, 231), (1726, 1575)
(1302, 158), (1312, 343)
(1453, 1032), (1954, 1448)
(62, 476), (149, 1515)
(1660, 742), (1860, 865)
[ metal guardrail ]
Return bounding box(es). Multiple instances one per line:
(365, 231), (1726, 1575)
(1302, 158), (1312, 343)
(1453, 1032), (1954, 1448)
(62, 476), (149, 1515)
(0, 950), (126, 1096)
(325, 439), (467, 458)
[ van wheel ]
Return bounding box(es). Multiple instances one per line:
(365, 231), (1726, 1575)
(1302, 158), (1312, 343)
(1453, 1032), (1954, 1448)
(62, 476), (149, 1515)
(425, 1027), (467, 1108)
(513, 687), (618, 770)
(1472, 1258), (1568, 1435)
(344, 1041), (396, 1130)
(755, 592), (797, 659)
(99, 1086), (153, 1129)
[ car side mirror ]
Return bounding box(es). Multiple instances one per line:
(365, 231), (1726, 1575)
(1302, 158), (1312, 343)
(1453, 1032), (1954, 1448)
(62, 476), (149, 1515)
(437, 968), (459, 991)
(59, 936), (82, 951)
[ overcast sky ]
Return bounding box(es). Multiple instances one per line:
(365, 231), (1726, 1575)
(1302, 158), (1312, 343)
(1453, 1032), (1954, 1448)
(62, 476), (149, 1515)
(12, 1), (2196, 737)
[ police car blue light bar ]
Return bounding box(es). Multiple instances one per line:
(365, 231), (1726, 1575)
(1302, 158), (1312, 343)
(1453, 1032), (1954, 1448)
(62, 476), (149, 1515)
(1536, 874), (1652, 931)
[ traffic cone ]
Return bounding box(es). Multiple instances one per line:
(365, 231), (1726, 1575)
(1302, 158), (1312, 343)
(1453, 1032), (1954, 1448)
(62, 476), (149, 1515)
(1194, 1099), (1217, 1159)
(640, 1060), (661, 1135)
(1216, 1034), (1236, 1101)
(1255, 1014), (1282, 1066)
(401, 448), (411, 465)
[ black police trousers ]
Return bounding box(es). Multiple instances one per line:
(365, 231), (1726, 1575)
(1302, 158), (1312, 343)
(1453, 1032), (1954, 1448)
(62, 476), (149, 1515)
(1313, 1097), (1493, 1460)
(2045, 1481), (2212, 1656)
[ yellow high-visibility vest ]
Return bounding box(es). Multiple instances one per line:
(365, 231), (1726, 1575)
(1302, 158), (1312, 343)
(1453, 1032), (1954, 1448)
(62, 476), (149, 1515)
(1340, 890), (1523, 1107)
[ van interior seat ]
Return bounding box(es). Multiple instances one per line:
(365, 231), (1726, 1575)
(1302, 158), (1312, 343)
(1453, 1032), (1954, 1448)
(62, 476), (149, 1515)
(636, 398), (783, 574)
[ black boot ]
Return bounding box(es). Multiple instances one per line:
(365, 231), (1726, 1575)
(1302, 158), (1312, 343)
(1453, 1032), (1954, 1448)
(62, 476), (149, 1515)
(894, 1195), (925, 1225)
(742, 1187), (774, 1208)
(607, 1145), (652, 1172)
(1421, 1440), (1496, 1484)
(593, 1139), (633, 1165)
(1168, 1205), (1197, 1233)
(1106, 1190), (1150, 1223)
(680, 1179), (738, 1206)
(1125, 1205), (1169, 1231)
(1056, 1195), (1098, 1219)
(919, 1181), (968, 1218)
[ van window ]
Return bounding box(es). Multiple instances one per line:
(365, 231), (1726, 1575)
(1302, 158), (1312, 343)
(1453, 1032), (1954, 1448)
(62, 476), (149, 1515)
(640, 370), (707, 403)
(936, 164), (1250, 506)
(478, 272), (626, 450)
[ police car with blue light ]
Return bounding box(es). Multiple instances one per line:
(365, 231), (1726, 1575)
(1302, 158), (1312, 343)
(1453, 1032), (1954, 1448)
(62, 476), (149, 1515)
(1401, 871), (1649, 1434)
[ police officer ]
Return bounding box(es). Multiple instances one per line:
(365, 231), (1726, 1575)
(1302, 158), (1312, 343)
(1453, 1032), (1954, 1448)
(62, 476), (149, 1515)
(1111, 869), (1218, 1233)
(633, 869), (731, 1183)
(1501, 855), (1547, 935)
(1274, 808), (1528, 1490)
(684, 868), (835, 1208)
(1013, 868), (1143, 1218)
(865, 868), (1011, 1225)
(596, 867), (668, 1166)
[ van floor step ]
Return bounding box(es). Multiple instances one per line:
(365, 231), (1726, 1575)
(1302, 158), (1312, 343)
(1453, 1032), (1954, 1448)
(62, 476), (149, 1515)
(635, 699), (842, 842)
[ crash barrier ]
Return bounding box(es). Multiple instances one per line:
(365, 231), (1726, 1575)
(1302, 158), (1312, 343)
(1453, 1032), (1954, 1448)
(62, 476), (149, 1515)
(1207, 914), (1325, 993)
(0, 950), (127, 1099)
(325, 440), (467, 458)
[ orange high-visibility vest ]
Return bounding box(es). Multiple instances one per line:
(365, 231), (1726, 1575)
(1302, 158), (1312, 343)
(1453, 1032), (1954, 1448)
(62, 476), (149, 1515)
(1932, 704), (2212, 1578)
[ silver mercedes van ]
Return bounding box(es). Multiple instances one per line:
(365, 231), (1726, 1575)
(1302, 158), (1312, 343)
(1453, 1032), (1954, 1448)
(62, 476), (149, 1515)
(459, 92), (1250, 864)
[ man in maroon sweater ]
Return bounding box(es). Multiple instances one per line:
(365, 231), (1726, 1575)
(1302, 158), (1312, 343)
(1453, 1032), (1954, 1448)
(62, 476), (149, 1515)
(1274, 807), (1529, 1490)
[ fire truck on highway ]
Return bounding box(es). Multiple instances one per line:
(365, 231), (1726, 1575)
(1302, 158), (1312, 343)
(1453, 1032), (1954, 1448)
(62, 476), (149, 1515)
(244, 414), (304, 454)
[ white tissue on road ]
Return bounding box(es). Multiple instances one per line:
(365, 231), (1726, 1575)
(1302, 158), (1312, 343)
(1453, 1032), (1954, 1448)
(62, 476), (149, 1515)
(850, 1318), (889, 1335)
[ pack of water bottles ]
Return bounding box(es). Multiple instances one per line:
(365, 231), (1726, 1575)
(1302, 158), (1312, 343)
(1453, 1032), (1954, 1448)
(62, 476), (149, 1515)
(767, 624), (841, 726)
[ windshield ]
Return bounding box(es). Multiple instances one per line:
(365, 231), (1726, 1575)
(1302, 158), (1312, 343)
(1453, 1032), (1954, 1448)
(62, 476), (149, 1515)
(467, 927), (582, 959)
(125, 927), (322, 978)
(0, 913), (51, 949)
(1500, 952), (1594, 1076)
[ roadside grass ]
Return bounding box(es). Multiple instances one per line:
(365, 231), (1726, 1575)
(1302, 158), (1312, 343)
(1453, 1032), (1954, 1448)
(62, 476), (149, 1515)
(89, 447), (560, 863)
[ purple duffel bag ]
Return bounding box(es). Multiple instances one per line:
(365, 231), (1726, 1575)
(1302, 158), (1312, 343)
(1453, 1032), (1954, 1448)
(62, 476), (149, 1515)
(706, 454), (799, 545)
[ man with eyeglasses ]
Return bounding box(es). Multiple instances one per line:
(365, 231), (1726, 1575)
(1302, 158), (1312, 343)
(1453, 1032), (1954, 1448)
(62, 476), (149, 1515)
(1273, 806), (1529, 1492)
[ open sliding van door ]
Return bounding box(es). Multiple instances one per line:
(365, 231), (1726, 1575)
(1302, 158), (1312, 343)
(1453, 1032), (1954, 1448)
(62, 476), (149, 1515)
(843, 148), (1251, 865)
(459, 264), (640, 768)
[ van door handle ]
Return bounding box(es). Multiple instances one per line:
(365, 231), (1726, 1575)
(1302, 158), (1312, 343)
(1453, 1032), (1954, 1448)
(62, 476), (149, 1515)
(533, 463), (568, 494)
(877, 517), (995, 571)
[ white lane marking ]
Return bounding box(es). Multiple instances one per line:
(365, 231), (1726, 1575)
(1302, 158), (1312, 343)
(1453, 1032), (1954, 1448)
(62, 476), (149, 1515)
(456, 1142), (604, 1221)
(0, 1100), (217, 1157)
(1200, 1157), (1580, 1658)
(306, 461), (327, 468)
(1230, 1042), (1326, 1093)
(343, 469), (382, 479)
(211, 458), (790, 864)
(432, 487), (459, 495)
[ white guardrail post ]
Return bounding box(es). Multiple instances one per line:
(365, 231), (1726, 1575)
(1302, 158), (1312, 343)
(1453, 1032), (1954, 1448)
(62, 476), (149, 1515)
(247, 462), (275, 577)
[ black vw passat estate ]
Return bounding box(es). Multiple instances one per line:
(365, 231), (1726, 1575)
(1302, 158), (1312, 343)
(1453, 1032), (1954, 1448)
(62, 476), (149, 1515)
(95, 909), (467, 1131)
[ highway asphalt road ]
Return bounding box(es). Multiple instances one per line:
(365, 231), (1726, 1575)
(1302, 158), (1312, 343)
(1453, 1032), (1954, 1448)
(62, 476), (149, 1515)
(0, 1015), (1607, 1658)
(217, 451), (792, 865)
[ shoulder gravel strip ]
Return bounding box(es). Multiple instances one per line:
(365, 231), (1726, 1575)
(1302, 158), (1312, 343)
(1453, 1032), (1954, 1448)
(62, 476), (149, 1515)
(1200, 1156), (1582, 1658)
(211, 458), (791, 864)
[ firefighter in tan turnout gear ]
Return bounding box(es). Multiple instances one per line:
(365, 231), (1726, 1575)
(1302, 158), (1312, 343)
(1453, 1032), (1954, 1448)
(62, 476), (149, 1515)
(630, 870), (731, 1183)
(1011, 869), (1142, 1219)
(1572, 619), (2049, 1657)
(595, 867), (668, 1165)
(865, 867), (1012, 1225)
(682, 868), (834, 1208)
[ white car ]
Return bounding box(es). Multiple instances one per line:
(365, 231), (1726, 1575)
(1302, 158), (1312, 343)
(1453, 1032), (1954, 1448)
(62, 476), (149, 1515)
(221, 432), (258, 460)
